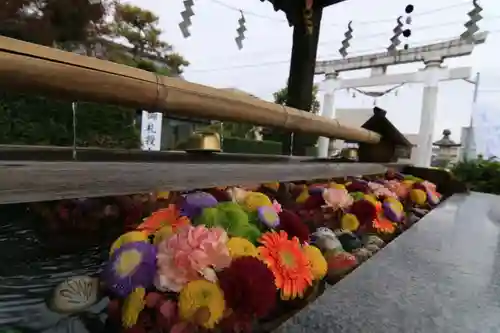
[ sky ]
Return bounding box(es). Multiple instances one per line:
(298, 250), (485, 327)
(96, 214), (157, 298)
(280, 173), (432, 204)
(128, 0), (500, 142)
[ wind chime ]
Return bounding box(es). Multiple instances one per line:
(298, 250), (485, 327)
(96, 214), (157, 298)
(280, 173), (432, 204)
(178, 0), (247, 49)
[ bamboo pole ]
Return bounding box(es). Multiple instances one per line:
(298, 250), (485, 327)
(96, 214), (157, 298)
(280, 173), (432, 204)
(0, 37), (381, 143)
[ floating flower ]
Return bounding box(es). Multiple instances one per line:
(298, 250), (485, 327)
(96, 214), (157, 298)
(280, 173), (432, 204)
(382, 198), (404, 223)
(278, 209), (310, 244)
(178, 280), (225, 329)
(242, 192), (273, 212)
(308, 185), (324, 195)
(152, 225), (174, 246)
(195, 202), (261, 243)
(421, 180), (437, 193)
(350, 191), (365, 201)
(227, 237), (258, 258)
(303, 193), (325, 210)
(205, 188), (232, 202)
(109, 231), (148, 256)
(322, 188), (353, 211)
(385, 180), (410, 199)
(122, 287), (146, 328)
(410, 189), (427, 206)
(349, 200), (377, 226)
(155, 225), (231, 292)
(372, 217), (396, 234)
(103, 242), (157, 298)
(258, 231), (313, 300)
(180, 192), (218, 219)
(346, 181), (369, 193)
(272, 200), (282, 213)
(156, 191), (170, 200)
(303, 245), (327, 280)
(263, 182), (280, 192)
(217, 256), (276, 320)
(329, 183), (346, 190)
(368, 181), (397, 198)
(257, 206), (280, 228)
(295, 187), (310, 204)
(427, 190), (441, 206)
(227, 187), (249, 204)
(138, 205), (190, 235)
(341, 213), (360, 232)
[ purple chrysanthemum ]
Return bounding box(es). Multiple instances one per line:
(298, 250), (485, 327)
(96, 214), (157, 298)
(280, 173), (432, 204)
(180, 191), (218, 219)
(102, 241), (157, 298)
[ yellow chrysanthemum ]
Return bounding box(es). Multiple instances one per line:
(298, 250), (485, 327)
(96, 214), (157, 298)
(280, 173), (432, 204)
(242, 192), (272, 212)
(363, 194), (378, 206)
(410, 189), (427, 205)
(402, 180), (415, 188)
(341, 213), (360, 232)
(263, 182), (280, 191)
(329, 183), (346, 190)
(121, 287), (146, 328)
(296, 189), (310, 204)
(226, 237), (258, 258)
(157, 191), (170, 199)
(303, 245), (327, 280)
(178, 280), (225, 329)
(153, 225), (174, 246)
(110, 231), (148, 256)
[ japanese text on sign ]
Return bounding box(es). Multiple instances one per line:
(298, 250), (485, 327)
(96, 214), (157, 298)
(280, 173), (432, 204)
(141, 110), (163, 151)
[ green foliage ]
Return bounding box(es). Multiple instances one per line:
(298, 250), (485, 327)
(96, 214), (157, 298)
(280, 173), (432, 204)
(273, 84), (320, 114)
(264, 84), (321, 149)
(450, 156), (500, 194)
(223, 137), (282, 155)
(109, 3), (189, 75)
(0, 92), (139, 148)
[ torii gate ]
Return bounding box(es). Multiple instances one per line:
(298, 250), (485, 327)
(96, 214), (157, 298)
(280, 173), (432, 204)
(315, 32), (487, 166)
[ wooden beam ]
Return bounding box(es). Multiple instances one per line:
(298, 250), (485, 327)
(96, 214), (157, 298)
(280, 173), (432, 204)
(0, 37), (380, 144)
(0, 161), (387, 204)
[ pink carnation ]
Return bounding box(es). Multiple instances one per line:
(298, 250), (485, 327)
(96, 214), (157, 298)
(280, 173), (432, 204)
(421, 180), (437, 193)
(155, 225), (231, 292)
(272, 200), (283, 213)
(385, 180), (409, 199)
(368, 182), (397, 198)
(322, 188), (353, 211)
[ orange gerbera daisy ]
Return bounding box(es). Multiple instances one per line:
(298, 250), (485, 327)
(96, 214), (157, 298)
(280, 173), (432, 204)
(372, 216), (396, 234)
(137, 204), (190, 235)
(258, 230), (313, 300)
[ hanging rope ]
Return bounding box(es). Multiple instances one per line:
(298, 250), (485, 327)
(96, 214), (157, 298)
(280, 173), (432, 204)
(351, 83), (406, 98)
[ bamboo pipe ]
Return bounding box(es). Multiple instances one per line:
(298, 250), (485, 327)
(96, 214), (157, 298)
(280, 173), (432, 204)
(0, 37), (381, 143)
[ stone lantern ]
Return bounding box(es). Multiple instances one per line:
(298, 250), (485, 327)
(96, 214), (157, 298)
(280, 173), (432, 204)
(432, 129), (461, 166)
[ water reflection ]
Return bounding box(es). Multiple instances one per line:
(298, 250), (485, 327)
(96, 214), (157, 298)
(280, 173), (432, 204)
(0, 199), (142, 333)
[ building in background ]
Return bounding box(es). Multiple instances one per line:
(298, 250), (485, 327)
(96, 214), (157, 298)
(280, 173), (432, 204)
(332, 108), (418, 162)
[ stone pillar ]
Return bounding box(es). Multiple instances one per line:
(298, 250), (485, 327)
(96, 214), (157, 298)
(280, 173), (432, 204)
(317, 72), (338, 158)
(414, 61), (441, 167)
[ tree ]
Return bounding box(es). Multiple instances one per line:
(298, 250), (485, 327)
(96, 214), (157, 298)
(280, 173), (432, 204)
(109, 3), (189, 75)
(0, 0), (109, 49)
(273, 84), (321, 114)
(263, 84), (321, 148)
